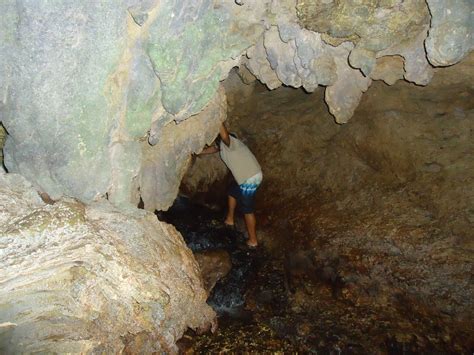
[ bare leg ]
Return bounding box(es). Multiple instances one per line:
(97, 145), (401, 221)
(244, 213), (258, 247)
(225, 195), (237, 226)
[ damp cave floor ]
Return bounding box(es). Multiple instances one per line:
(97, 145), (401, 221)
(160, 196), (472, 354)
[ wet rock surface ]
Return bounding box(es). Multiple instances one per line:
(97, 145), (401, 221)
(171, 196), (472, 353)
(158, 196), (261, 313)
(194, 250), (232, 295)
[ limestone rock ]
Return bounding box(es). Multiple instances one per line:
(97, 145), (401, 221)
(2, 1), (129, 201)
(296, 0), (430, 53)
(425, 0), (474, 66)
(139, 86), (227, 211)
(146, 0), (251, 121)
(0, 173), (215, 353)
(325, 43), (372, 124)
(378, 26), (434, 85)
(245, 37), (283, 90)
(349, 47), (376, 77)
(370, 56), (405, 85)
(244, 17), (373, 122)
(0, 0), (256, 207)
(0, 0), (472, 211)
(265, 26), (303, 88)
(194, 250), (232, 294)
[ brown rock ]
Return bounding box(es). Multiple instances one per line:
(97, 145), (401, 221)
(370, 56), (405, 85)
(194, 250), (232, 294)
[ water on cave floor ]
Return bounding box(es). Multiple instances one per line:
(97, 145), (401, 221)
(160, 197), (469, 354)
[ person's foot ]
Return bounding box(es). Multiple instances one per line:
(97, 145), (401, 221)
(246, 241), (258, 248)
(223, 220), (236, 231)
(224, 218), (235, 227)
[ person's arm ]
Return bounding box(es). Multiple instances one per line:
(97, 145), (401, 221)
(219, 123), (231, 147)
(198, 145), (219, 155)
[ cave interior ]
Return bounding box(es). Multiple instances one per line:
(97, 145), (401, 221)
(0, 0), (473, 353)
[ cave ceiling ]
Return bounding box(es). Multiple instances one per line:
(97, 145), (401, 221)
(0, 0), (472, 208)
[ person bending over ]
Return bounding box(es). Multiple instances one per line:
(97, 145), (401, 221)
(200, 123), (262, 247)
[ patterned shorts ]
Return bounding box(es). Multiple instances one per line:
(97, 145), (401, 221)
(228, 172), (263, 214)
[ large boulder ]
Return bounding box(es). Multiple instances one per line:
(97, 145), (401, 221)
(0, 0), (253, 208)
(0, 172), (215, 353)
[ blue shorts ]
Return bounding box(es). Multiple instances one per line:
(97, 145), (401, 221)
(228, 173), (262, 214)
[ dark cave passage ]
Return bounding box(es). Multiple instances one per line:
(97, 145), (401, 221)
(173, 57), (474, 353)
(163, 196), (470, 353)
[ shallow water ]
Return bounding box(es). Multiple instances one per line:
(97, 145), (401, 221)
(158, 196), (261, 313)
(161, 197), (472, 354)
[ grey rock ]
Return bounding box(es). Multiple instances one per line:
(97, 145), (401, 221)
(370, 56), (405, 85)
(425, 0), (474, 66)
(139, 86), (227, 211)
(296, 0), (430, 53)
(146, 0), (250, 119)
(378, 26), (434, 86)
(245, 37), (283, 90)
(349, 47), (376, 77)
(0, 0), (472, 211)
(325, 43), (372, 124)
(1, 1), (129, 201)
(0, 0), (256, 208)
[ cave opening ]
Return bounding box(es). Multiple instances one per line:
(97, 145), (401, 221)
(170, 56), (474, 352)
(1, 1), (473, 353)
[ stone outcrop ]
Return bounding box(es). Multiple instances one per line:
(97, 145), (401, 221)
(194, 250), (232, 295)
(0, 172), (215, 353)
(139, 86), (227, 211)
(0, 0), (473, 209)
(0, 0), (251, 208)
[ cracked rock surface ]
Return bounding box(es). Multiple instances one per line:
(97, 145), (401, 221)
(0, 172), (215, 353)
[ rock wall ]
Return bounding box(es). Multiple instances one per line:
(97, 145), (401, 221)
(0, 171), (215, 353)
(211, 53), (474, 324)
(0, 0), (253, 208)
(140, 86), (227, 211)
(1, 0), (472, 209)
